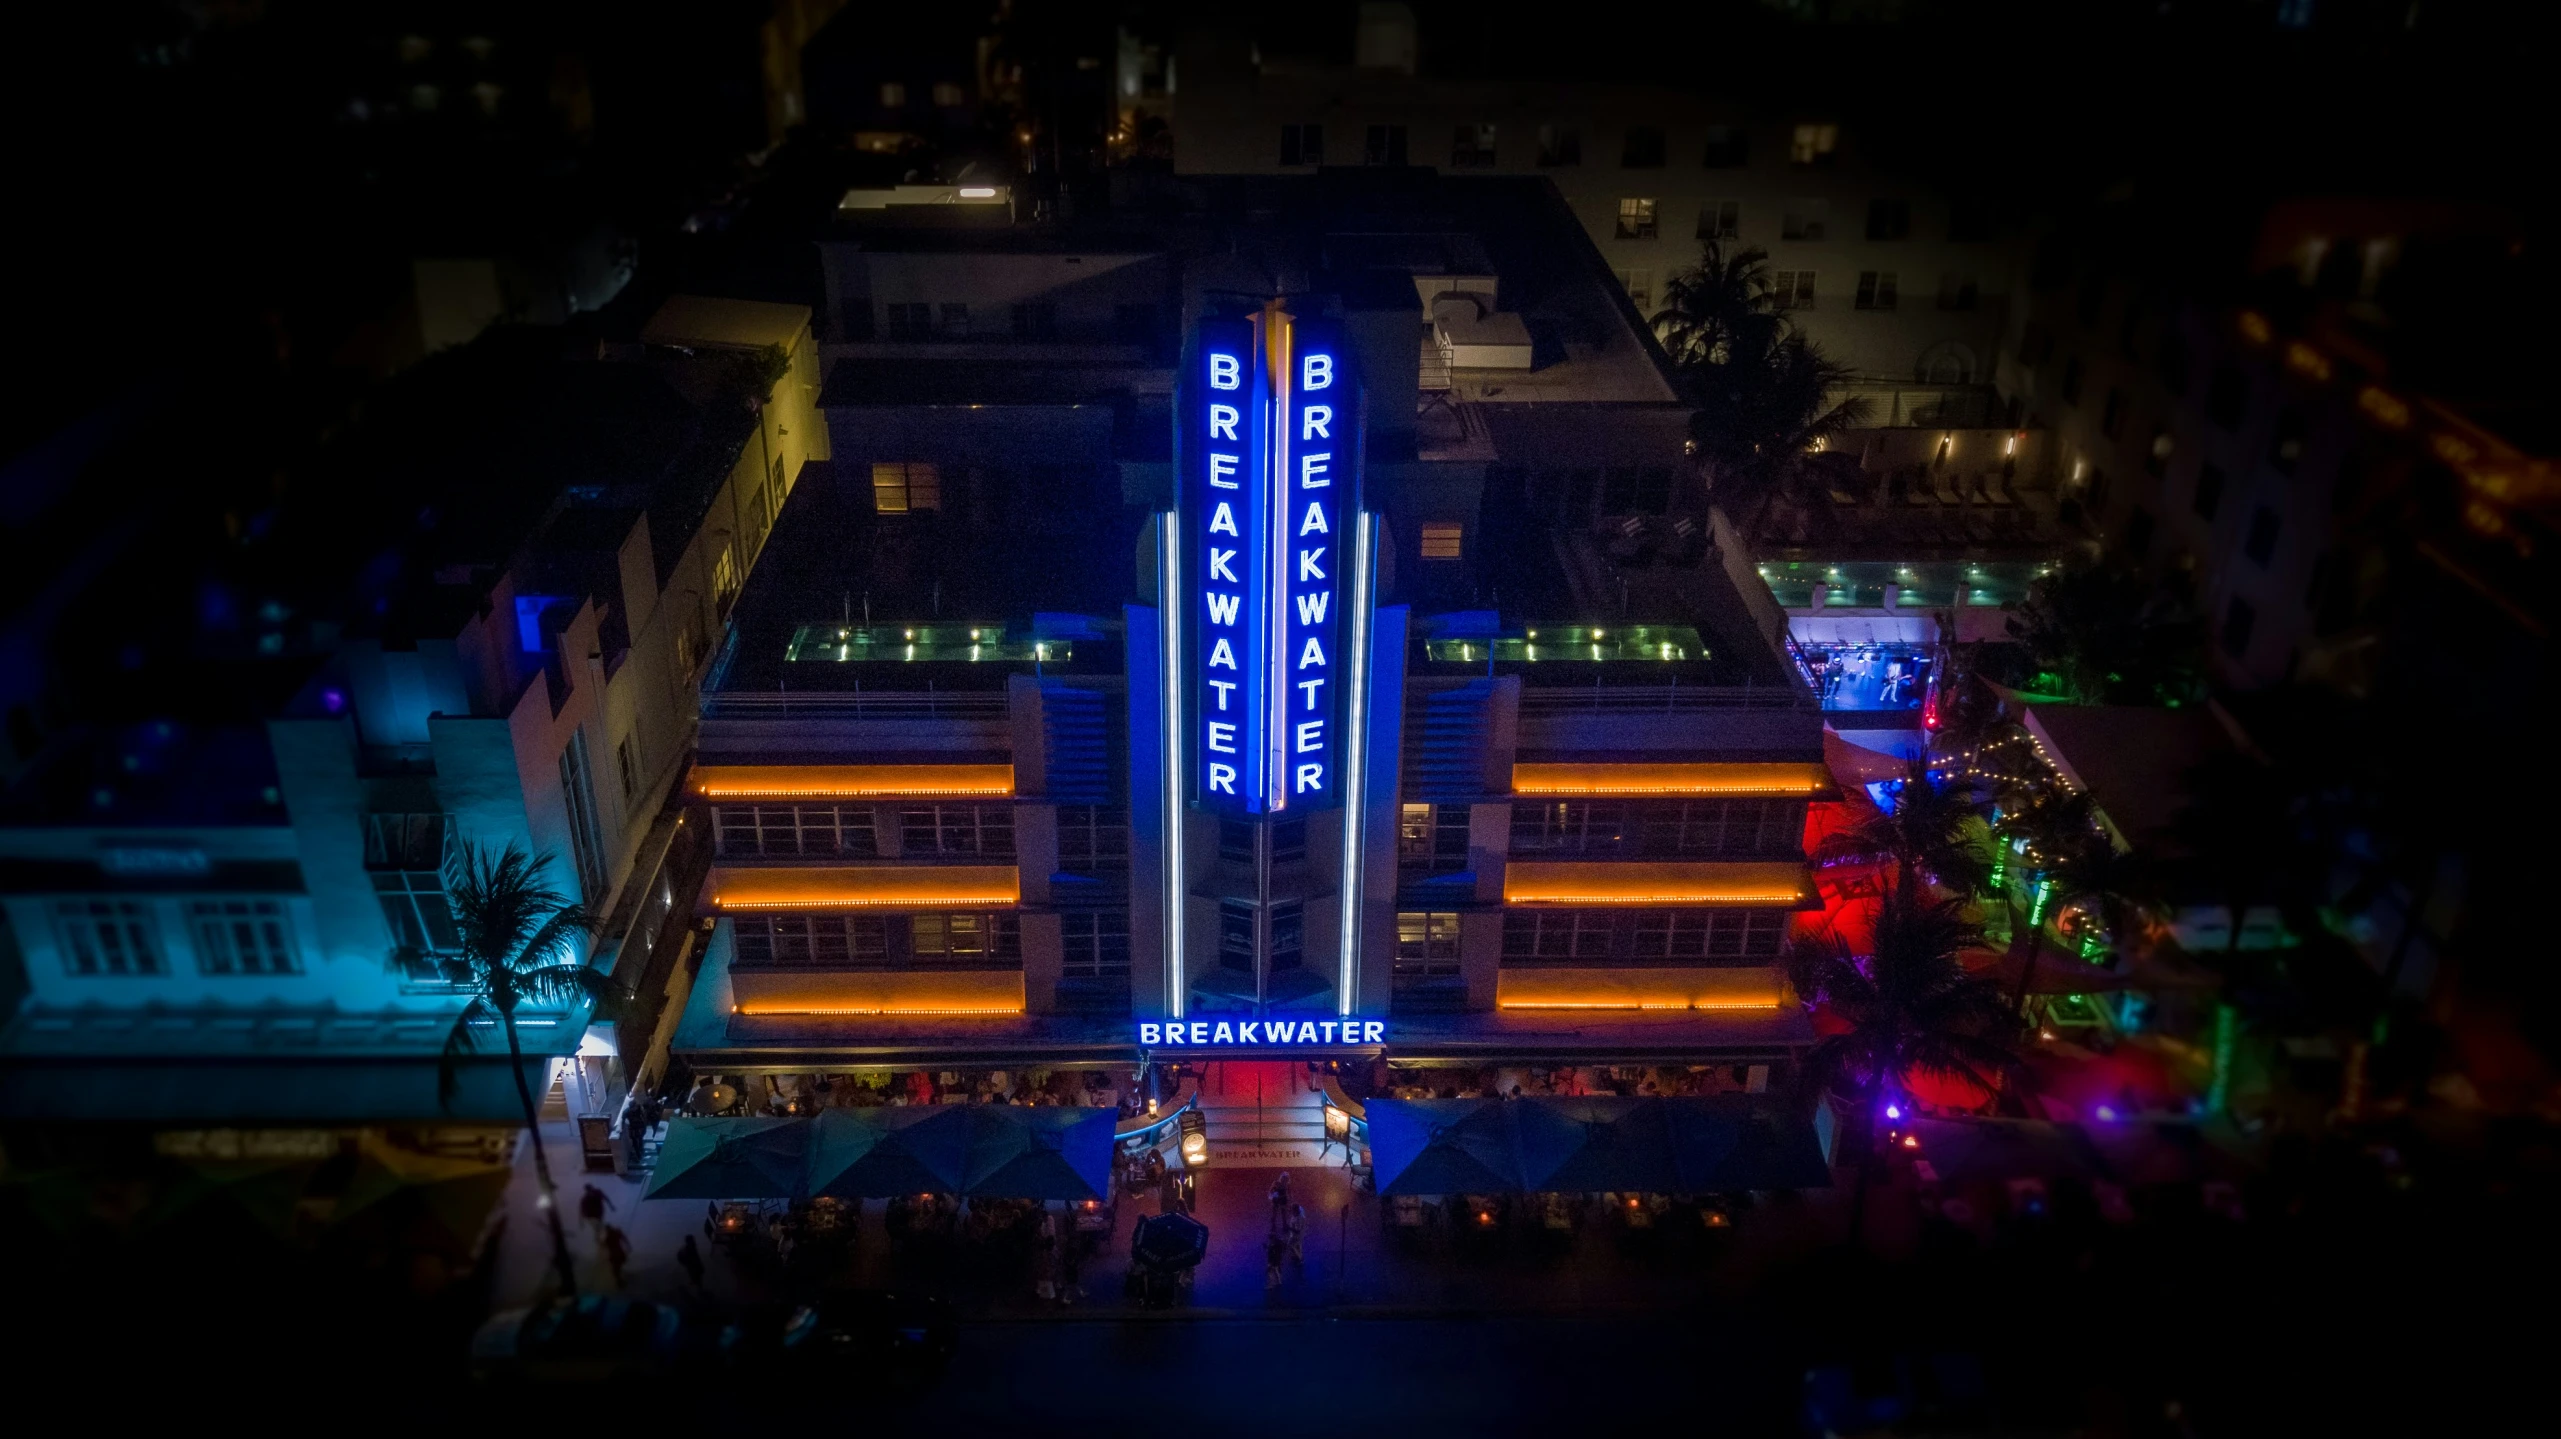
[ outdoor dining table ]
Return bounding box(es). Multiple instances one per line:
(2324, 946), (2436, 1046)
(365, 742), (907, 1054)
(688, 1082), (740, 1115)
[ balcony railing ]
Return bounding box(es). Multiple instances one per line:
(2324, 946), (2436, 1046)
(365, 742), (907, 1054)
(1517, 682), (1813, 714)
(701, 691), (1013, 721)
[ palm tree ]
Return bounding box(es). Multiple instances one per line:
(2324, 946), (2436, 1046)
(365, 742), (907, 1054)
(2004, 561), (2205, 706)
(1652, 240), (1871, 535)
(1789, 868), (2021, 1250)
(1989, 783), (2154, 1012)
(435, 840), (622, 1296)
(1815, 752), (1995, 898)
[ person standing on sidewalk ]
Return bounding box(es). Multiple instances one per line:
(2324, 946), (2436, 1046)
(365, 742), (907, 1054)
(600, 1224), (632, 1288)
(579, 1183), (614, 1237)
(1264, 1231), (1287, 1291)
(1286, 1200), (1306, 1267)
(1268, 1170), (1293, 1230)
(676, 1234), (706, 1292)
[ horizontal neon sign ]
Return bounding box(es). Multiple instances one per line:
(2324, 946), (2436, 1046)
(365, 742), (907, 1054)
(1140, 1020), (1385, 1046)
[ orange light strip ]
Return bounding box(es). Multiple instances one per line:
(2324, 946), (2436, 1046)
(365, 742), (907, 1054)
(691, 763), (1014, 799)
(1500, 999), (1781, 1011)
(709, 865), (1019, 911)
(1511, 762), (1835, 798)
(1502, 861), (1816, 907)
(734, 1006), (1024, 1017)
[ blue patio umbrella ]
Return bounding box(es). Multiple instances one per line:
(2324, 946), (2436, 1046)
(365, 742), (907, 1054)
(1521, 1097), (1683, 1194)
(959, 1106), (1116, 1201)
(805, 1107), (970, 1198)
(1667, 1097), (1831, 1190)
(1366, 1099), (1522, 1196)
(643, 1116), (810, 1199)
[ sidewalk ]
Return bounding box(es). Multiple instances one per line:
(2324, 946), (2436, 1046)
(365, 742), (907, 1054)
(479, 1122), (1846, 1318)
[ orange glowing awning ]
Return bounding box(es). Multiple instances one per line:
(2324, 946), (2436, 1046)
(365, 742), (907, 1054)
(1503, 861), (1818, 907)
(1497, 965), (1786, 1011)
(1511, 761), (1838, 799)
(689, 764), (1015, 799)
(708, 865), (1019, 911)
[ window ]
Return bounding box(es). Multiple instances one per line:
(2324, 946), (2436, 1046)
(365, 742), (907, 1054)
(2059, 357), (2084, 405)
(931, 81), (965, 107)
(1280, 123), (1324, 166)
(365, 812), (453, 871)
(871, 462), (942, 513)
(1865, 198), (1911, 240)
(1451, 123), (1496, 166)
(1789, 123), (1838, 166)
(1419, 522), (1464, 559)
(1620, 125), (1666, 167)
(1501, 911), (1615, 961)
(910, 912), (1020, 963)
(1615, 197), (1659, 240)
(1780, 199), (1828, 240)
(839, 299), (875, 340)
(938, 303), (970, 336)
(1363, 124), (1407, 165)
(878, 82), (907, 109)
(1272, 818), (1307, 865)
(1218, 899), (1255, 970)
(2269, 411), (2305, 473)
(1399, 803), (1470, 872)
(733, 913), (890, 967)
(373, 869), (461, 959)
(1630, 909), (1787, 962)
(1055, 804), (1128, 872)
(1394, 912), (1462, 987)
(1701, 124), (1748, 166)
(1696, 200), (1739, 240)
(2221, 596), (2257, 658)
(885, 302), (932, 338)
(901, 804), (1015, 857)
(1218, 818), (1256, 865)
(2208, 367), (2249, 429)
(1059, 911), (1131, 984)
(711, 546), (741, 609)
(1511, 801), (1628, 855)
(1010, 301), (1057, 339)
(1639, 799), (1799, 856)
(1771, 271), (1816, 310)
(190, 899), (299, 975)
(2146, 429), (2175, 477)
(713, 805), (878, 858)
(559, 730), (607, 903)
(2193, 464), (2226, 520)
(2244, 506), (2282, 567)
(1536, 124), (1581, 166)
(1936, 273), (1979, 311)
(1619, 269), (1652, 311)
(1269, 901), (1304, 971)
(1854, 271), (1898, 311)
(2100, 387), (2127, 439)
(56, 900), (165, 976)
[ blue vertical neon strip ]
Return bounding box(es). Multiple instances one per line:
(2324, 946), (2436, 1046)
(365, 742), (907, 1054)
(1259, 314), (1290, 810)
(1159, 512), (1185, 1017)
(1337, 510), (1376, 1014)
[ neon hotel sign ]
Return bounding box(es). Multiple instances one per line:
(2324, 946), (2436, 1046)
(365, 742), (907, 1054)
(1141, 1020), (1387, 1047)
(1184, 308), (1360, 815)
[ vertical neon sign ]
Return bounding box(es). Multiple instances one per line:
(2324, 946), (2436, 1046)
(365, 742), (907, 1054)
(1182, 307), (1359, 814)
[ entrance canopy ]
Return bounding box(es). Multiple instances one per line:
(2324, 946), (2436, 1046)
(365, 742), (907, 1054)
(1368, 1096), (1831, 1196)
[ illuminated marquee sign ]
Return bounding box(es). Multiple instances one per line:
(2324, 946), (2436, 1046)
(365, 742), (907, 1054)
(1183, 308), (1362, 815)
(1140, 1020), (1387, 1047)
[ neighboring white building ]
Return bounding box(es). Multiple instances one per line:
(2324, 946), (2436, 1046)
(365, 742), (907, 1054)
(1167, 7), (2028, 414)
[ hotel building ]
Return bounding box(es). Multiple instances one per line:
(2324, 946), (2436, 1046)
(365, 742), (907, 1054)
(672, 170), (1836, 1141)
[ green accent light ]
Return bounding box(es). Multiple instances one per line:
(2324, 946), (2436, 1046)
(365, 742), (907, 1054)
(784, 623), (1065, 663)
(2207, 1003), (2237, 1114)
(1423, 624), (1705, 663)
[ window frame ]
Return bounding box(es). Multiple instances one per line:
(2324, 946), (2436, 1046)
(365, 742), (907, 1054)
(190, 899), (300, 976)
(56, 899), (167, 977)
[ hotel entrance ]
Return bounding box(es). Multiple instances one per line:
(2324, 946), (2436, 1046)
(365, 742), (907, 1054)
(1194, 1060), (1329, 1166)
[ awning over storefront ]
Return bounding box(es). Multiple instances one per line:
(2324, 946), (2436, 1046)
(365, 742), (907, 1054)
(1368, 1095), (1832, 1195)
(1790, 615), (1938, 647)
(645, 1116), (812, 1199)
(649, 1106), (1115, 1201)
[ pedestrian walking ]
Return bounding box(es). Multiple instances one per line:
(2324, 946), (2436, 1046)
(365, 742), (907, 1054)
(1264, 1231), (1286, 1291)
(579, 1182), (613, 1236)
(600, 1224), (632, 1288)
(1286, 1201), (1306, 1266)
(1034, 1210), (1058, 1302)
(676, 1234), (706, 1291)
(1268, 1170), (1293, 1229)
